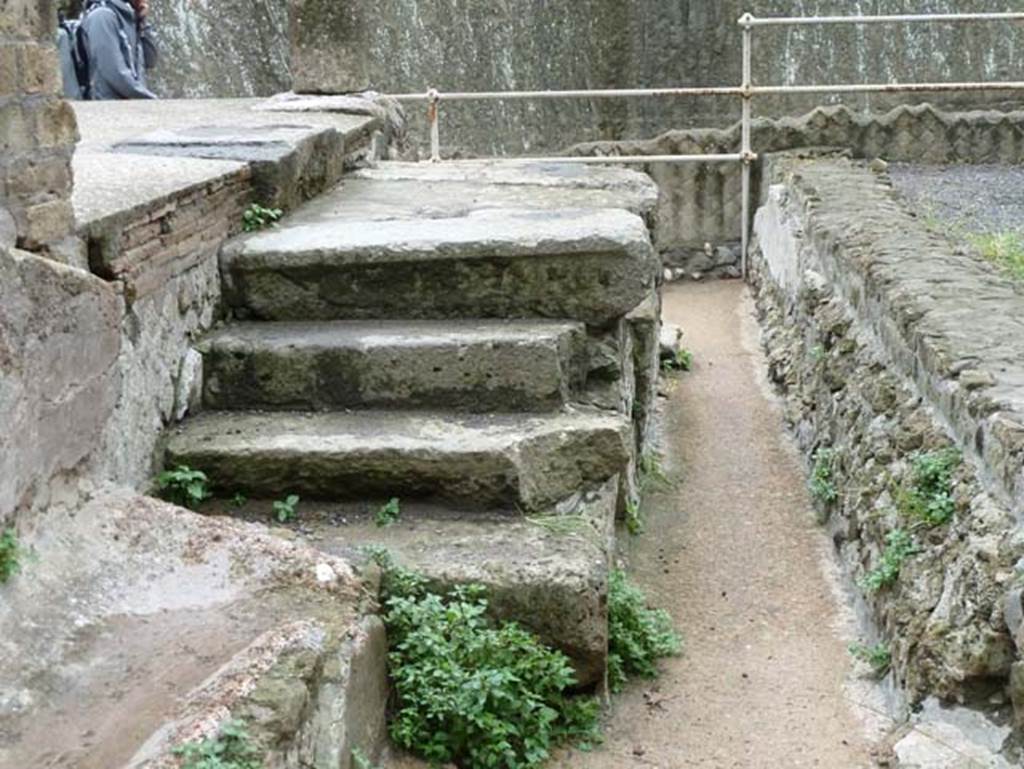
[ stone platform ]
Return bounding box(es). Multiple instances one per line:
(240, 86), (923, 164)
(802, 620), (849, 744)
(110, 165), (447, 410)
(0, 491), (386, 768)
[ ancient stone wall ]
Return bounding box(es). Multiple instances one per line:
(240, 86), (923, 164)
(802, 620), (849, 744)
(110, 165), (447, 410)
(1, 0), (78, 253)
(573, 104), (1024, 276)
(0, 0), (121, 528)
(751, 155), (1024, 731)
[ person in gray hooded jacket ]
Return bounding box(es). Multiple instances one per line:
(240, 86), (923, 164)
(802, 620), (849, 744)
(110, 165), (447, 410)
(81, 0), (158, 99)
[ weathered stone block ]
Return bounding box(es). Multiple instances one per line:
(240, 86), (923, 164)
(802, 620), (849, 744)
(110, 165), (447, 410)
(0, 246), (122, 523)
(223, 207), (659, 326)
(19, 197), (74, 248)
(201, 319), (587, 413)
(165, 409), (632, 512)
(0, 0), (54, 41)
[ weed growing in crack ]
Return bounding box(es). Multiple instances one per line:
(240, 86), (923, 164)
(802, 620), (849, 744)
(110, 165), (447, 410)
(366, 548), (602, 768)
(374, 497), (401, 527)
(608, 570), (682, 692)
(174, 719), (262, 769)
(624, 499), (644, 537)
(230, 492), (247, 509)
(241, 203), (283, 233)
(859, 529), (918, 593)
(157, 465), (211, 510)
(272, 494), (300, 523)
(849, 642), (892, 678)
(898, 448), (960, 527)
(527, 513), (591, 539)
(661, 348), (694, 373)
(0, 529), (24, 584)
(640, 451), (673, 493)
(351, 747), (381, 769)
(809, 448), (839, 506)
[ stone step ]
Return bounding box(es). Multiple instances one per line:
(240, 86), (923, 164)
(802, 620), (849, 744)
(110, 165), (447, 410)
(200, 319), (586, 413)
(221, 207), (658, 325)
(214, 477), (619, 688)
(165, 409), (631, 512)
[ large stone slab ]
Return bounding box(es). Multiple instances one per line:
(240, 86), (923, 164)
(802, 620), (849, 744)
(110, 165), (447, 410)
(271, 477), (619, 687)
(0, 491), (386, 769)
(288, 160), (658, 226)
(165, 409), (632, 511)
(200, 319), (586, 412)
(222, 207), (658, 326)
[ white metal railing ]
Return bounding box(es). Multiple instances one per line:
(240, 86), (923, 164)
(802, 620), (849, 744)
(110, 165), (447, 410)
(388, 11), (1024, 278)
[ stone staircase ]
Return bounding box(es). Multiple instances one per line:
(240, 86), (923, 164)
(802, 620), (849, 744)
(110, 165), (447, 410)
(165, 160), (661, 685)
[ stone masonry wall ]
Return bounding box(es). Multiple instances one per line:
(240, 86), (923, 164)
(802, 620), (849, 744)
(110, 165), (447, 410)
(0, 0), (78, 253)
(751, 156), (1024, 730)
(573, 105), (1024, 277)
(0, 0), (122, 529)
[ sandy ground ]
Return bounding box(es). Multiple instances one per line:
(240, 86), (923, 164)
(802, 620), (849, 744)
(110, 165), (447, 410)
(387, 280), (884, 769)
(553, 281), (881, 769)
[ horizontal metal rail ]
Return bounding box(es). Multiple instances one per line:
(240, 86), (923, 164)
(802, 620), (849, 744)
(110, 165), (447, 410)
(753, 81), (1024, 96)
(388, 10), (1024, 280)
(418, 154), (746, 165)
(389, 86), (743, 102)
(745, 12), (1024, 27)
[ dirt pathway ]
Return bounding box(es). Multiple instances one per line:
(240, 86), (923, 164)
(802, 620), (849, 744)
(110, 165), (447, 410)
(555, 280), (879, 769)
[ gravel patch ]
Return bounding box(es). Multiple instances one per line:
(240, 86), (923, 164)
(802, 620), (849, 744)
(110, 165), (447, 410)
(889, 163), (1024, 235)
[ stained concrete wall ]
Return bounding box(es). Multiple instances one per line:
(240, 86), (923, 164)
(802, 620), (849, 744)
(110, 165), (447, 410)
(286, 0), (1024, 155)
(147, 0), (291, 99)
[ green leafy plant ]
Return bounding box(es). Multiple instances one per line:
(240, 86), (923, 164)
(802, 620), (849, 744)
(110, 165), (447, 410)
(272, 494), (300, 523)
(607, 570), (682, 692)
(639, 451), (672, 492)
(661, 348), (694, 373)
(969, 230), (1024, 283)
(849, 642), (892, 677)
(174, 719), (262, 769)
(859, 529), (918, 593)
(624, 499), (644, 536)
(241, 203), (283, 233)
(230, 492), (247, 509)
(368, 550), (601, 768)
(0, 528), (24, 584)
(898, 448), (960, 527)
(809, 448), (838, 505)
(374, 497), (401, 527)
(157, 465), (211, 510)
(351, 747), (381, 769)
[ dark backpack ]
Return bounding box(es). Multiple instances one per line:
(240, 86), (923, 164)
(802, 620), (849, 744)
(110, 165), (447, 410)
(57, 2), (121, 100)
(57, 13), (89, 99)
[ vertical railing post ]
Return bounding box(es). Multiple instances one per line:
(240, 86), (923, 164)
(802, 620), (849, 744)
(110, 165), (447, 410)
(739, 13), (754, 281)
(427, 88), (441, 162)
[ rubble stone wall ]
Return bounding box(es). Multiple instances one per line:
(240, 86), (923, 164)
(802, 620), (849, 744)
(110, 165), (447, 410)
(573, 105), (1024, 277)
(751, 155), (1024, 727)
(0, 0), (78, 253)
